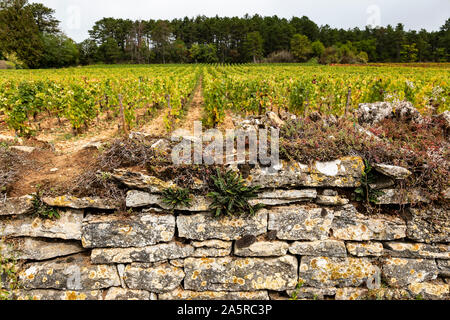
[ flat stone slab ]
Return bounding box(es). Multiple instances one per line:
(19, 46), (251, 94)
(369, 175), (395, 190)
(123, 263), (185, 293)
(315, 195), (349, 206)
(126, 190), (211, 211)
(81, 140), (104, 150)
(0, 134), (22, 144)
(381, 258), (438, 288)
(10, 146), (35, 153)
(298, 256), (377, 288)
(159, 288), (270, 300)
(14, 288), (158, 300)
(91, 242), (194, 264)
(250, 189), (317, 206)
(267, 205), (334, 241)
(289, 240), (347, 258)
(112, 169), (176, 192)
(191, 240), (231, 249)
(1, 238), (85, 260)
(357, 102), (393, 125)
(406, 207), (450, 243)
(13, 290), (103, 300)
(249, 199), (303, 206)
(82, 211), (175, 248)
(257, 189), (317, 200)
(0, 195), (33, 216)
(18, 253), (120, 290)
(286, 287), (337, 300)
(104, 287), (156, 300)
(184, 256), (298, 292)
(191, 247), (232, 258)
(437, 260), (450, 277)
(0, 210), (83, 240)
(191, 240), (232, 258)
(407, 282), (450, 300)
(346, 242), (384, 257)
(126, 191), (160, 208)
(335, 287), (411, 300)
(331, 205), (406, 241)
(177, 211), (267, 241)
(376, 189), (430, 205)
(234, 241), (289, 257)
(384, 242), (450, 259)
(373, 164), (412, 180)
(42, 196), (119, 210)
(335, 288), (369, 300)
(247, 157), (365, 188)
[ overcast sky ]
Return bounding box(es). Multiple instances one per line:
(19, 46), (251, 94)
(33, 0), (450, 42)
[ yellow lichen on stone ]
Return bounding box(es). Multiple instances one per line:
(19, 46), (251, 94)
(65, 291), (87, 300)
(192, 270), (200, 279)
(408, 282), (449, 297)
(118, 225), (133, 235)
(51, 196), (73, 207)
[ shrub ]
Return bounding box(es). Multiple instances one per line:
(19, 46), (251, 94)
(99, 138), (166, 170)
(264, 50), (296, 63)
(207, 169), (264, 217)
(146, 164), (216, 194)
(319, 46), (339, 65)
(291, 34), (312, 62)
(3, 52), (26, 69)
(304, 57), (319, 65)
(311, 41), (325, 58)
(357, 51), (369, 64)
(31, 189), (60, 219)
(70, 170), (126, 209)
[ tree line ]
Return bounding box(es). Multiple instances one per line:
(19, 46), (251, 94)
(0, 0), (449, 68)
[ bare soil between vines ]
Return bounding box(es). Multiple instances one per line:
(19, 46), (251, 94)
(0, 80), (237, 197)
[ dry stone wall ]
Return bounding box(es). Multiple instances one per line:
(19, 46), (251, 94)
(1, 156), (449, 300)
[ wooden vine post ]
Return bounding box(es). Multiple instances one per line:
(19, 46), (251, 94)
(166, 94), (175, 132)
(118, 94), (129, 137)
(345, 87), (352, 117)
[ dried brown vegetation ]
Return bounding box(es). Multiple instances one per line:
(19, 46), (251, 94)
(280, 114), (449, 201)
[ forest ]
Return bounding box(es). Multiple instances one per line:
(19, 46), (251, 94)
(0, 0), (449, 68)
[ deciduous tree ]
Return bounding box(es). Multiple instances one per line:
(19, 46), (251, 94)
(291, 34), (312, 62)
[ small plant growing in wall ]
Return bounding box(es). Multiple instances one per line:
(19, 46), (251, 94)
(207, 168), (264, 217)
(354, 160), (384, 205)
(162, 187), (193, 209)
(31, 189), (60, 219)
(0, 240), (20, 300)
(289, 280), (305, 300)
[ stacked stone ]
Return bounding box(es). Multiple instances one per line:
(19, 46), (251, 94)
(1, 156), (448, 300)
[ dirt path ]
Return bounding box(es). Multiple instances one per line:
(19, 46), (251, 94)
(8, 146), (99, 197)
(176, 78), (204, 134)
(218, 110), (236, 131)
(138, 108), (170, 137)
(1, 74), (238, 197)
(174, 78), (236, 133)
